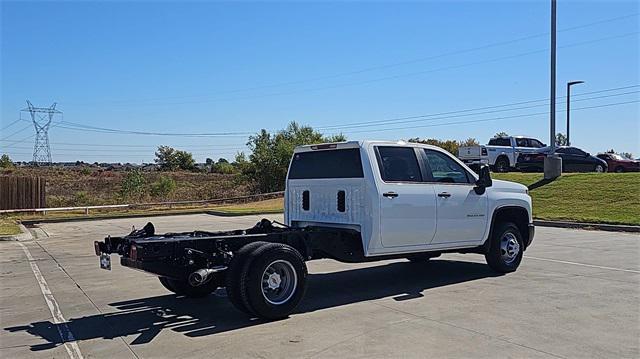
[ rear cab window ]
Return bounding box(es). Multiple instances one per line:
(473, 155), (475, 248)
(375, 146), (422, 182)
(488, 138), (511, 146)
(288, 148), (364, 179)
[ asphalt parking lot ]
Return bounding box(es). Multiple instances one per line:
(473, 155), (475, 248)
(1, 214), (638, 358)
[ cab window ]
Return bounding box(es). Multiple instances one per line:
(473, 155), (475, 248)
(375, 146), (422, 182)
(516, 138), (528, 147)
(529, 139), (544, 148)
(423, 149), (471, 184)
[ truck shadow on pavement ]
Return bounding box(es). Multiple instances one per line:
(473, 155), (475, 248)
(6, 259), (502, 351)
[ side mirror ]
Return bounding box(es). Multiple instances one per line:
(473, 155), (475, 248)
(474, 165), (492, 195)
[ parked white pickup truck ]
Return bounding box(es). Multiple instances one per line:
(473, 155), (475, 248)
(458, 136), (546, 172)
(96, 140), (534, 319)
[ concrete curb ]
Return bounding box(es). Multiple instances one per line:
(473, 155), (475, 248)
(534, 220), (640, 233)
(0, 224), (34, 242)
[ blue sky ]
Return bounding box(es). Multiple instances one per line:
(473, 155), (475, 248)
(1, 0), (638, 163)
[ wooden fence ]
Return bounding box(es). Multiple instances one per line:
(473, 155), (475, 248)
(0, 176), (46, 210)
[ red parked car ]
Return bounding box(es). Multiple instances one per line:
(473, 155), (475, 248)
(596, 153), (640, 173)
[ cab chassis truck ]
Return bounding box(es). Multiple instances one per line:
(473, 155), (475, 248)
(95, 141), (534, 319)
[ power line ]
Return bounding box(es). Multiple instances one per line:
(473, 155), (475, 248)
(316, 87), (639, 131)
(0, 124), (32, 141)
(46, 82), (640, 138)
(0, 119), (22, 131)
(1, 85), (635, 146)
(341, 99), (639, 135)
(55, 121), (253, 137)
(65, 13), (638, 107)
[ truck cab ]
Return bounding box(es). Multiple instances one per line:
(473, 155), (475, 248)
(285, 141), (533, 258)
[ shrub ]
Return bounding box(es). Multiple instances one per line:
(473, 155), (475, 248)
(120, 169), (146, 200)
(151, 176), (177, 199)
(73, 191), (91, 206)
(0, 154), (14, 169)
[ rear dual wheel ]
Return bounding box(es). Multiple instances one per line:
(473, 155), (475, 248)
(226, 242), (307, 320)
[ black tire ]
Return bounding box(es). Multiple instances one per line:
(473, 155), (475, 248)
(484, 222), (524, 273)
(594, 164), (605, 173)
(241, 243), (307, 320)
(494, 157), (510, 173)
(614, 166), (624, 173)
(225, 241), (269, 315)
(158, 277), (217, 298)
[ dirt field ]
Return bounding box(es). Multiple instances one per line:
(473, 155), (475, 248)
(1, 167), (248, 207)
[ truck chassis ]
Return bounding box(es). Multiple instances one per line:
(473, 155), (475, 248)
(95, 217), (528, 319)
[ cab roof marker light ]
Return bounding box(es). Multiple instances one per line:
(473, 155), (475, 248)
(311, 144), (337, 150)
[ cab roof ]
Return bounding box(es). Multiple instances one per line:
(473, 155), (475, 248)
(293, 140), (448, 153)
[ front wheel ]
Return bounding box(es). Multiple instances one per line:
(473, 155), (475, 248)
(614, 166), (624, 173)
(594, 164), (605, 173)
(485, 222), (524, 273)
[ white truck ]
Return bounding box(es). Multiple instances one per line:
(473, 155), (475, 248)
(458, 136), (546, 172)
(95, 140), (534, 319)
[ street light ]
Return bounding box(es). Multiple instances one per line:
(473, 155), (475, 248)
(566, 80), (584, 146)
(544, 0), (562, 180)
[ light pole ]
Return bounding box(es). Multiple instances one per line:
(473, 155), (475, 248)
(544, 0), (562, 179)
(549, 0), (557, 153)
(566, 80), (584, 146)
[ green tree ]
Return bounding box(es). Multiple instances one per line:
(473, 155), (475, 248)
(555, 133), (568, 146)
(212, 158), (236, 174)
(151, 175), (177, 199)
(0, 154), (14, 169)
(155, 146), (196, 171)
(240, 122), (346, 193)
(120, 169), (146, 200)
(174, 150), (196, 170)
(408, 137), (479, 156)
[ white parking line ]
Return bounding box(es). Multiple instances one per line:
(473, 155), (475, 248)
(526, 255), (640, 274)
(17, 241), (84, 359)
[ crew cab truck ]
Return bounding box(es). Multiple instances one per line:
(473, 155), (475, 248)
(95, 141), (534, 319)
(458, 136), (546, 172)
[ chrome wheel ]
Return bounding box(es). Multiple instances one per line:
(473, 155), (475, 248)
(261, 260), (297, 305)
(595, 165), (604, 173)
(500, 232), (521, 265)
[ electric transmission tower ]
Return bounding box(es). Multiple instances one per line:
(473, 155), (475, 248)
(22, 101), (62, 165)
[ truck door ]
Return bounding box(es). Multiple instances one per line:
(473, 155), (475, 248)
(375, 146), (437, 248)
(421, 149), (488, 245)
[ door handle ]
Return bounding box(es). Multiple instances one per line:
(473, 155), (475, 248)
(383, 192), (399, 198)
(437, 192), (451, 198)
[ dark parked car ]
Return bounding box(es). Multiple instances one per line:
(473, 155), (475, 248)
(516, 146), (608, 173)
(596, 153), (640, 173)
